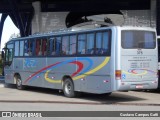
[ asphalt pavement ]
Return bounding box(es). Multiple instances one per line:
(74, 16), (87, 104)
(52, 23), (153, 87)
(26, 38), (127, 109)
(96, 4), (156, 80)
(0, 82), (160, 105)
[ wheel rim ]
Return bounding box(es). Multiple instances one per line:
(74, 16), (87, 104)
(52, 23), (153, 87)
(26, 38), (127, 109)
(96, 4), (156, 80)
(64, 81), (72, 95)
(17, 78), (21, 87)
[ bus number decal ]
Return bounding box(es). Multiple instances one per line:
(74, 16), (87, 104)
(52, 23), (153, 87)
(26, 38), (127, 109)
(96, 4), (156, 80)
(137, 50), (143, 55)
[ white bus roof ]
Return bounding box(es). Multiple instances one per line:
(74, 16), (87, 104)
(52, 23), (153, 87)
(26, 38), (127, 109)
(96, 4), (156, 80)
(9, 25), (156, 42)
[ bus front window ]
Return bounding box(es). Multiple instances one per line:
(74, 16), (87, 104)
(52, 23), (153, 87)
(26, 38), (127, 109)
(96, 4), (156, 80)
(3, 43), (13, 66)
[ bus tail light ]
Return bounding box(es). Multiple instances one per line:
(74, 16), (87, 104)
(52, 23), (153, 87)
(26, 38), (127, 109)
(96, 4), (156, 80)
(116, 70), (121, 80)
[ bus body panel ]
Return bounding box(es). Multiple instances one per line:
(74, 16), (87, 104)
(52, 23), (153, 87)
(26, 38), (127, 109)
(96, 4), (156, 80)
(5, 57), (112, 94)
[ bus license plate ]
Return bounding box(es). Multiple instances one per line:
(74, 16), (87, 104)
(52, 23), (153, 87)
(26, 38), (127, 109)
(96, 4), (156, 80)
(136, 85), (143, 89)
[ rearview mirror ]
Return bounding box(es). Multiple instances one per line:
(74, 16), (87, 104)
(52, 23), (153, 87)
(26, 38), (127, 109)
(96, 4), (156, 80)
(1, 51), (4, 59)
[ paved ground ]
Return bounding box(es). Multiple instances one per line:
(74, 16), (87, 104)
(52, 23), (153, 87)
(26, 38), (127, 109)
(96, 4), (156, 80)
(0, 82), (160, 105)
(0, 102), (160, 111)
(0, 82), (160, 120)
(0, 78), (4, 87)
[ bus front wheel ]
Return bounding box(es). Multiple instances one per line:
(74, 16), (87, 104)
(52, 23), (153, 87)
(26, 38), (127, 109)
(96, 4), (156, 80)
(15, 75), (25, 90)
(63, 78), (75, 98)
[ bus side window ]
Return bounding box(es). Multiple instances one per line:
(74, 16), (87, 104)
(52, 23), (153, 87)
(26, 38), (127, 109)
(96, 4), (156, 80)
(49, 38), (54, 55)
(96, 31), (110, 55)
(29, 39), (35, 56)
(24, 40), (33, 56)
(35, 39), (47, 56)
(36, 39), (41, 56)
(42, 39), (47, 56)
(62, 36), (69, 55)
(102, 32), (110, 54)
(20, 41), (24, 56)
(69, 35), (76, 55)
(50, 37), (62, 56)
(78, 34), (86, 55)
(55, 37), (62, 55)
(96, 32), (102, 54)
(24, 40), (29, 56)
(86, 33), (94, 55)
(14, 41), (19, 56)
(47, 38), (50, 55)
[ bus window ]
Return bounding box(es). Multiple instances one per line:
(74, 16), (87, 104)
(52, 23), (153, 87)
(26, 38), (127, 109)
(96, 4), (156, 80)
(14, 41), (19, 56)
(24, 40), (35, 56)
(102, 32), (110, 54)
(20, 41), (24, 56)
(96, 32), (102, 54)
(24, 40), (29, 56)
(78, 34), (86, 54)
(62, 36), (69, 55)
(6, 43), (13, 63)
(36, 39), (41, 56)
(86, 33), (94, 54)
(50, 37), (62, 56)
(47, 38), (50, 55)
(144, 32), (155, 48)
(69, 35), (76, 55)
(36, 39), (47, 56)
(42, 39), (47, 56)
(96, 31), (110, 55)
(121, 30), (156, 49)
(55, 37), (62, 55)
(49, 37), (54, 55)
(29, 39), (35, 56)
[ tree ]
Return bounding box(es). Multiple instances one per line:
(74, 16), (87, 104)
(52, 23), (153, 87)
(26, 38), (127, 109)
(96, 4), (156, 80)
(9, 33), (20, 40)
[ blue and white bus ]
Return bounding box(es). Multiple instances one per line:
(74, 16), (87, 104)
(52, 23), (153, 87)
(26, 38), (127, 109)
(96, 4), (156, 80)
(2, 25), (158, 97)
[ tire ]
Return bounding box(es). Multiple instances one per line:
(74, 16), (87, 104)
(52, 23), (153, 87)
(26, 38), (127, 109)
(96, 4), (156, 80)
(101, 92), (112, 97)
(15, 75), (25, 90)
(63, 78), (76, 98)
(105, 92), (112, 96)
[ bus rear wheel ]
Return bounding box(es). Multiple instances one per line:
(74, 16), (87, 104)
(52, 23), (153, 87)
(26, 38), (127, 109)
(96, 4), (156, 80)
(63, 78), (76, 98)
(15, 75), (25, 90)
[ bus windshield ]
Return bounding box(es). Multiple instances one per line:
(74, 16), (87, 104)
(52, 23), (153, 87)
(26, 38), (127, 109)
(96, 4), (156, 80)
(121, 30), (156, 49)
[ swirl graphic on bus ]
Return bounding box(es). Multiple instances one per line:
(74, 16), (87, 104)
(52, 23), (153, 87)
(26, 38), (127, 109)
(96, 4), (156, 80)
(24, 57), (110, 84)
(122, 69), (157, 76)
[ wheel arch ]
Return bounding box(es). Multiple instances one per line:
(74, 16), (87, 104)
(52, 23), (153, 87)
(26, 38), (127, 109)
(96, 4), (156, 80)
(62, 75), (74, 87)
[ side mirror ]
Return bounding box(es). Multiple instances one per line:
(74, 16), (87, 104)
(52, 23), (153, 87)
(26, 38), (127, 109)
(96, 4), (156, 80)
(1, 51), (4, 59)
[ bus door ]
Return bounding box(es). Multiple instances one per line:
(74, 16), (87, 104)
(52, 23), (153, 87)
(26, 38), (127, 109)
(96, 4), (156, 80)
(2, 42), (14, 83)
(121, 30), (157, 84)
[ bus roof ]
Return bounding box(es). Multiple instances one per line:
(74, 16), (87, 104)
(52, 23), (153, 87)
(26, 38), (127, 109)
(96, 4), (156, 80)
(9, 25), (156, 42)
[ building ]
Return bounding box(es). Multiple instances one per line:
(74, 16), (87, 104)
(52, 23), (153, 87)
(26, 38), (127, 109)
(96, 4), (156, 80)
(0, 0), (159, 43)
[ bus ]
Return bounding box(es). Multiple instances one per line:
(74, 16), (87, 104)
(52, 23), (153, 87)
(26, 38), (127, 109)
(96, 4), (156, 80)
(1, 25), (158, 97)
(158, 36), (160, 89)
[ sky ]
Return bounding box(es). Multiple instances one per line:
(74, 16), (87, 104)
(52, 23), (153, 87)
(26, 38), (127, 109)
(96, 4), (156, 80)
(0, 14), (19, 50)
